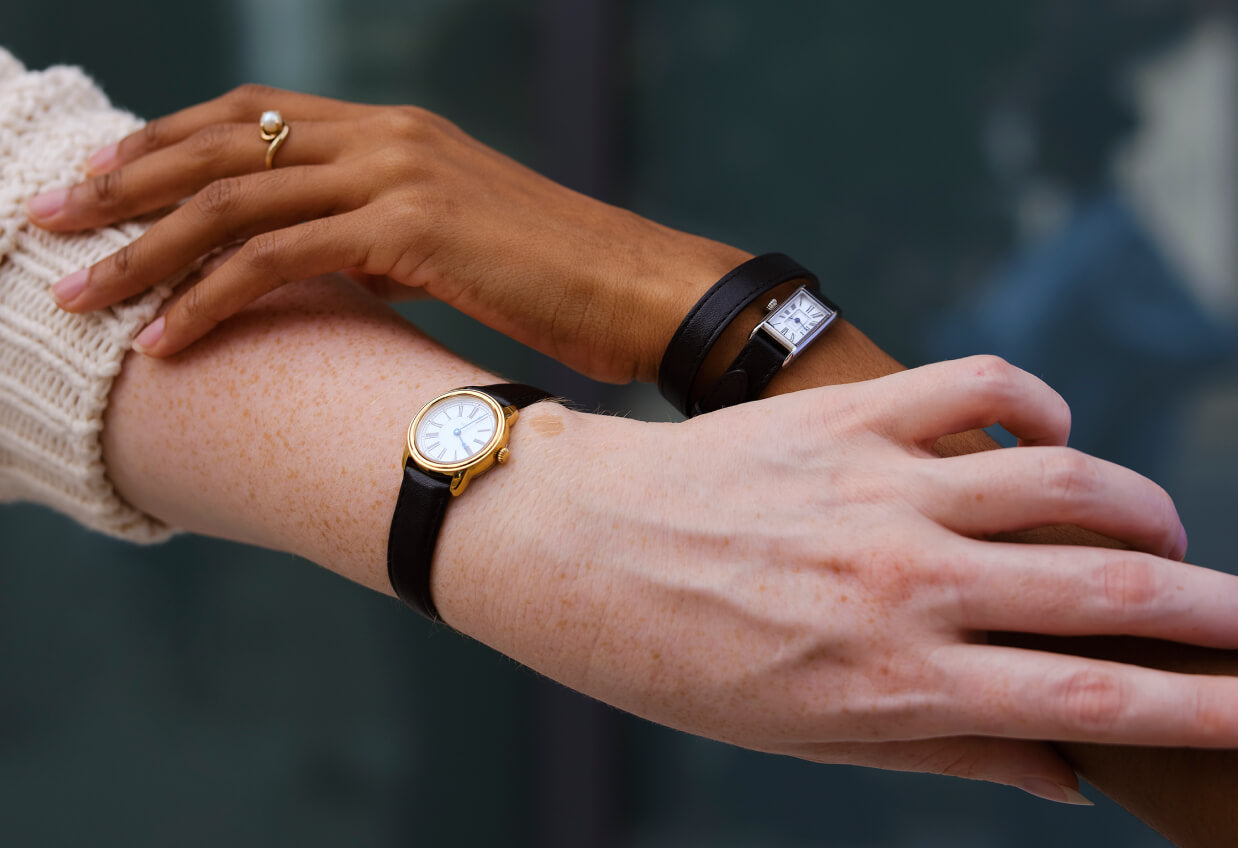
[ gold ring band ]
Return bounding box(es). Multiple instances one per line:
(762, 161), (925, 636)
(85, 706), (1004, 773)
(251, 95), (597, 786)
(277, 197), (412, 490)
(259, 109), (289, 169)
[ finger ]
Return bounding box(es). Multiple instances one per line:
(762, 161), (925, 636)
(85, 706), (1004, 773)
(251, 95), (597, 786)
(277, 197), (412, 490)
(132, 212), (374, 357)
(795, 737), (1091, 805)
(936, 644), (1238, 748)
(32, 121), (345, 231)
(948, 543), (1238, 647)
(55, 165), (367, 312)
(868, 356), (1071, 449)
(87, 84), (373, 174)
(919, 447), (1184, 558)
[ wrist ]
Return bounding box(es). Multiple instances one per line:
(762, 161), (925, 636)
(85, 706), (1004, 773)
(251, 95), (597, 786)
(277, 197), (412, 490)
(427, 402), (676, 700)
(425, 402), (712, 720)
(648, 251), (837, 415)
(429, 399), (596, 636)
(628, 227), (752, 384)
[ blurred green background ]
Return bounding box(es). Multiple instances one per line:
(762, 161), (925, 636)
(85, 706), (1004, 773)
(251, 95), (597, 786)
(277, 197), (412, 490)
(4, 1), (1237, 845)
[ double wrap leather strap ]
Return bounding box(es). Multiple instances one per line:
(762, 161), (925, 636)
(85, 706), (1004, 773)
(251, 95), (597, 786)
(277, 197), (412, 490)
(657, 253), (817, 417)
(694, 329), (789, 415)
(387, 383), (553, 622)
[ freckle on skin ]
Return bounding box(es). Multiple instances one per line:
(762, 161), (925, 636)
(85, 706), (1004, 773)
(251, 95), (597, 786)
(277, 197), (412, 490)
(974, 493), (984, 502)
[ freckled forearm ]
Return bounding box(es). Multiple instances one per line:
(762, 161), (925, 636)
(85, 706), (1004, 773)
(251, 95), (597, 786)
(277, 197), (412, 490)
(102, 275), (494, 595)
(99, 266), (1238, 842)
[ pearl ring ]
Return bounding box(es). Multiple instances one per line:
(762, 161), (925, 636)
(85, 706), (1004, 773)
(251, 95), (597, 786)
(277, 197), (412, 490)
(259, 110), (289, 169)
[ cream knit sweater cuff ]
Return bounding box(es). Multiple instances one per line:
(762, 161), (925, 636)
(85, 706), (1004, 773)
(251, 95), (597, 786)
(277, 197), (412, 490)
(0, 48), (177, 543)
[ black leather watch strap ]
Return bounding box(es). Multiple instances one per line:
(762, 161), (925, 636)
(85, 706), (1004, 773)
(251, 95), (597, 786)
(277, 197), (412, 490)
(473, 383), (554, 411)
(694, 329), (788, 415)
(657, 253), (817, 417)
(387, 382), (552, 622)
(388, 464), (453, 619)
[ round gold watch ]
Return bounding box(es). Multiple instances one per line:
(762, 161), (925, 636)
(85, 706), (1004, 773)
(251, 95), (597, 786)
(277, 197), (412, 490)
(386, 383), (552, 620)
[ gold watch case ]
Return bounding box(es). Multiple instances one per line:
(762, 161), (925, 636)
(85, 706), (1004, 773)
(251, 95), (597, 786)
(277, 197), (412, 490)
(403, 388), (520, 496)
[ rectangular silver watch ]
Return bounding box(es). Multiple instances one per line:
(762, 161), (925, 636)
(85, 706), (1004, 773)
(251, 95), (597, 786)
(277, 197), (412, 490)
(750, 284), (840, 365)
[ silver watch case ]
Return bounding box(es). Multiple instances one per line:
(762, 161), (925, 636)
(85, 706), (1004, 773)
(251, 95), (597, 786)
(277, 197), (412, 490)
(749, 284), (839, 366)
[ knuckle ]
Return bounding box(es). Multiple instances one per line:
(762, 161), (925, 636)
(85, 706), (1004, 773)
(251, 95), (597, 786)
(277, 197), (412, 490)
(385, 105), (446, 141)
(187, 123), (235, 162)
(87, 169), (124, 209)
(375, 145), (424, 180)
(108, 242), (138, 278)
(195, 176), (244, 218)
(816, 396), (872, 446)
(243, 231), (284, 272)
(1191, 687), (1230, 738)
(1055, 669), (1127, 731)
(177, 281), (230, 326)
(1099, 558), (1162, 618)
(1039, 449), (1096, 501)
(231, 82), (281, 108)
(387, 105), (426, 135)
(966, 354), (1018, 397)
(178, 281), (224, 327)
(138, 119), (165, 154)
(392, 181), (447, 222)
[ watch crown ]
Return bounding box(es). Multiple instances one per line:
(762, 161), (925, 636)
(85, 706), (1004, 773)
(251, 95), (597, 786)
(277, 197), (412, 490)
(766, 298), (778, 311)
(495, 447), (510, 464)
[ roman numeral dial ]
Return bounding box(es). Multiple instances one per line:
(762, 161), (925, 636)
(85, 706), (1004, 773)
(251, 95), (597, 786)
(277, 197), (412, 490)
(767, 291), (831, 345)
(413, 395), (498, 465)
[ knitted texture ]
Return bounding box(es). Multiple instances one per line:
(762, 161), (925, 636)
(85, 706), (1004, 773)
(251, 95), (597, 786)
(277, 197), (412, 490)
(0, 48), (176, 542)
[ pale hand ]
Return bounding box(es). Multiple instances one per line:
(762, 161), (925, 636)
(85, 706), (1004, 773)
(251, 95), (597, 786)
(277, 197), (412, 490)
(435, 357), (1227, 806)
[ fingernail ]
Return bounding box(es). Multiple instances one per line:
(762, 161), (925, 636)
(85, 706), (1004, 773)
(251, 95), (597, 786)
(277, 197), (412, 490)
(27, 188), (67, 220)
(1017, 778), (1094, 806)
(52, 269), (89, 304)
(1173, 527), (1189, 561)
(133, 316), (165, 353)
(86, 143), (118, 173)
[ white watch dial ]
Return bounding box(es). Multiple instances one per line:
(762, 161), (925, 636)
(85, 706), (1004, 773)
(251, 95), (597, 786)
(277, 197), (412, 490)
(767, 290), (832, 346)
(414, 395), (499, 465)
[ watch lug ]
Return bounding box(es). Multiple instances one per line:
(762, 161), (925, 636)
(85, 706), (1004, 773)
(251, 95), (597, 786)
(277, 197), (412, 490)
(503, 405), (519, 424)
(449, 469), (472, 496)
